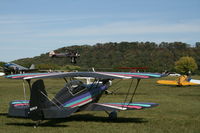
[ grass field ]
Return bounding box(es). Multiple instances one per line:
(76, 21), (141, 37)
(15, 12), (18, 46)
(0, 76), (200, 133)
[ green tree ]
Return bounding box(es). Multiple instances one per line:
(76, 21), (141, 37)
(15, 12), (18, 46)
(175, 56), (198, 74)
(36, 63), (60, 70)
(60, 65), (81, 71)
(0, 61), (6, 67)
(196, 42), (200, 47)
(9, 42), (200, 73)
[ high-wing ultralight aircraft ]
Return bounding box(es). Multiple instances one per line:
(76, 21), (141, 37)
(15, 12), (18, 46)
(5, 71), (165, 125)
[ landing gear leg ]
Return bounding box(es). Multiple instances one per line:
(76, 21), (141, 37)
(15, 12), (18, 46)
(104, 110), (118, 120)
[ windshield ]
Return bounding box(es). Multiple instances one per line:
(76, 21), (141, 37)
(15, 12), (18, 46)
(66, 80), (87, 95)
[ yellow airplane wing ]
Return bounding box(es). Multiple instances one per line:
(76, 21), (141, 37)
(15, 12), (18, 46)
(157, 80), (179, 85)
(157, 80), (198, 86)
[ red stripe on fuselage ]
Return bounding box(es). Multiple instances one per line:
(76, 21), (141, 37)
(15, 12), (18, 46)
(14, 103), (29, 106)
(70, 98), (92, 108)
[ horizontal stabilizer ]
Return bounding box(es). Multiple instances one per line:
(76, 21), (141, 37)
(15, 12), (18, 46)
(8, 100), (78, 119)
(8, 100), (29, 118)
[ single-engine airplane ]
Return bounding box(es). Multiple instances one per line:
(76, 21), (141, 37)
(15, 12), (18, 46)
(3, 63), (36, 75)
(5, 71), (165, 125)
(157, 75), (200, 86)
(49, 50), (80, 64)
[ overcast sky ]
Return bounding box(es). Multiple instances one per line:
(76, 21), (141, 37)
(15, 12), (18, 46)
(0, 0), (200, 62)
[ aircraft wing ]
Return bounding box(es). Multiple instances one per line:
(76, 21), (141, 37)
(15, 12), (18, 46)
(5, 72), (165, 80)
(5, 73), (50, 79)
(189, 79), (200, 84)
(157, 79), (199, 86)
(4, 63), (28, 70)
(157, 80), (179, 85)
(85, 102), (159, 111)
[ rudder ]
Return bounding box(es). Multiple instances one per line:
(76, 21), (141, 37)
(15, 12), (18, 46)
(29, 79), (51, 121)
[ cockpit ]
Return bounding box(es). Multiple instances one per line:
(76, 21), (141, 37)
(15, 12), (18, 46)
(65, 80), (87, 95)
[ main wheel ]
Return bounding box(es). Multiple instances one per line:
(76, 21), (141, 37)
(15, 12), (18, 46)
(109, 111), (117, 120)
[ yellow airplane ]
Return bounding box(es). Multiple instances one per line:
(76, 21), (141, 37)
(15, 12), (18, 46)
(157, 75), (200, 86)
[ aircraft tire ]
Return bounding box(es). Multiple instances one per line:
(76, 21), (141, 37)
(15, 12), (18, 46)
(109, 111), (117, 120)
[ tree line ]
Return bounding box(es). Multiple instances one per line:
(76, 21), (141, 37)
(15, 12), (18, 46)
(2, 41), (200, 74)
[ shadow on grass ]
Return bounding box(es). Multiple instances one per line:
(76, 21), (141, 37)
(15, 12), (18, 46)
(156, 84), (181, 87)
(65, 114), (147, 123)
(0, 113), (8, 116)
(6, 122), (68, 127)
(6, 114), (147, 127)
(109, 92), (147, 95)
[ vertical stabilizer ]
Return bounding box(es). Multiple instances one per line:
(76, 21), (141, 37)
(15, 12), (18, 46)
(29, 79), (50, 121)
(29, 64), (35, 70)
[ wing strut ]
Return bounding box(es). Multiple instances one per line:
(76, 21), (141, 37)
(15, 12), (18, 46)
(22, 80), (27, 100)
(63, 77), (68, 83)
(26, 79), (32, 90)
(123, 79), (134, 107)
(88, 78), (99, 90)
(129, 79), (141, 103)
(123, 79), (141, 108)
(22, 79), (32, 100)
(105, 79), (123, 95)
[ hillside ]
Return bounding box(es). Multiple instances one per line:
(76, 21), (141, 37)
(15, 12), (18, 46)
(13, 42), (200, 73)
